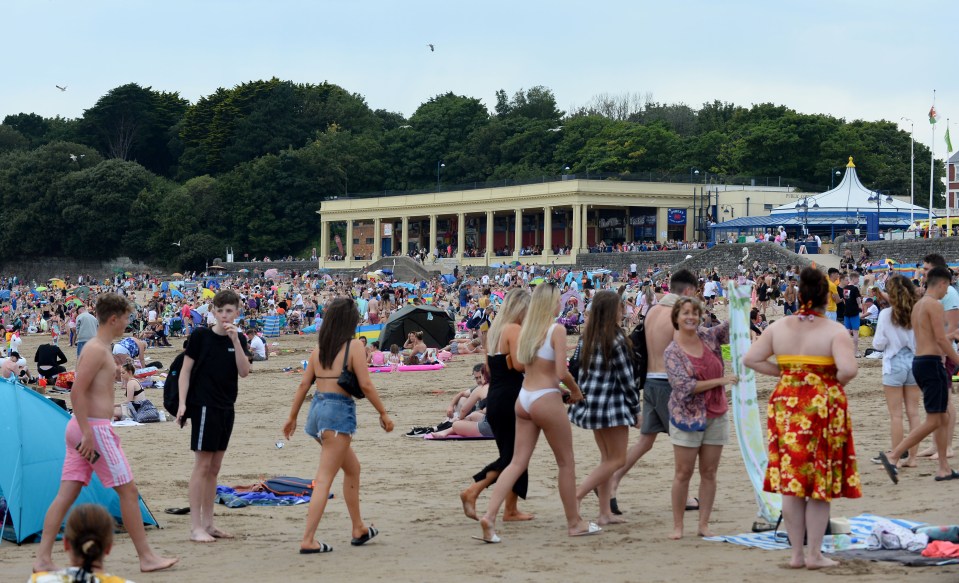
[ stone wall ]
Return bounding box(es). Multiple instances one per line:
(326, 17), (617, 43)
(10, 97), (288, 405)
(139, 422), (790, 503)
(838, 238), (959, 266)
(669, 243), (817, 277)
(0, 257), (163, 282)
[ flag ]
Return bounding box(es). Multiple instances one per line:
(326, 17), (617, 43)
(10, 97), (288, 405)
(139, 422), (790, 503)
(929, 105), (940, 124)
(947, 125), (954, 152)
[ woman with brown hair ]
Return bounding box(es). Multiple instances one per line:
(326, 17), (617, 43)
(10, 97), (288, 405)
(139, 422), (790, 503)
(569, 290), (640, 525)
(744, 267), (860, 570)
(872, 275), (921, 467)
(663, 297), (735, 539)
(30, 504), (131, 583)
(283, 297), (395, 554)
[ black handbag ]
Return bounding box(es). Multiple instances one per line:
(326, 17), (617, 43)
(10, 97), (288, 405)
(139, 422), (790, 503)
(568, 339), (583, 382)
(337, 340), (365, 399)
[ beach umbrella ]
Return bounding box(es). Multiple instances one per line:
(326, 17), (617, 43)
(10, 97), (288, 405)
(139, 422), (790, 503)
(201, 288), (215, 299)
(171, 289), (184, 299)
(265, 268), (279, 278)
(171, 272), (183, 277)
(238, 268), (250, 273)
(530, 277), (545, 285)
(210, 265), (226, 270)
(380, 268), (392, 275)
(593, 269), (611, 275)
(35, 286), (48, 292)
(490, 262), (504, 268)
(66, 298), (83, 307)
(71, 285), (91, 299)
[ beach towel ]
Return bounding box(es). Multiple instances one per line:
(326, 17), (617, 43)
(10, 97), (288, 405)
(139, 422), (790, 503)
(726, 282), (780, 524)
(832, 548), (959, 567)
(215, 486), (311, 508)
(704, 514), (924, 552)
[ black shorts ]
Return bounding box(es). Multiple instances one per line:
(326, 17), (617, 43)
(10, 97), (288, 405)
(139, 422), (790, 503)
(189, 406), (235, 452)
(640, 377), (671, 435)
(912, 356), (949, 414)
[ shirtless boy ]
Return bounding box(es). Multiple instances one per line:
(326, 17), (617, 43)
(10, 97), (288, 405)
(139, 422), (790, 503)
(880, 266), (959, 483)
(33, 293), (177, 573)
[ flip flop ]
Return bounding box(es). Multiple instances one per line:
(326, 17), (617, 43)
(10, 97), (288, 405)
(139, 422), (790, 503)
(471, 534), (501, 544)
(685, 497), (700, 511)
(164, 507), (190, 515)
(570, 522), (602, 537)
(299, 542), (332, 554)
(934, 469), (959, 481)
(878, 451), (899, 484)
(350, 525), (379, 546)
(610, 497), (623, 516)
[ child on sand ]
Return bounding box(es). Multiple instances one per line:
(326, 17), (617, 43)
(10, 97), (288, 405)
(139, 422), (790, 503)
(880, 266), (959, 483)
(176, 289), (251, 543)
(30, 504), (134, 583)
(33, 293), (177, 574)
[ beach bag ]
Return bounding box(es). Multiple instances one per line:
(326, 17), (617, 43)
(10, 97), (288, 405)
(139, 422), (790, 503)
(56, 371), (75, 389)
(628, 317), (649, 390)
(263, 476), (314, 497)
(568, 339), (583, 382)
(337, 341), (364, 399)
(131, 399), (161, 423)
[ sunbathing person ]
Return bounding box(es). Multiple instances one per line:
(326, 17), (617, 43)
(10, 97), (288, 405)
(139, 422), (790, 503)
(113, 363), (148, 421)
(429, 380), (492, 439)
(444, 338), (483, 356)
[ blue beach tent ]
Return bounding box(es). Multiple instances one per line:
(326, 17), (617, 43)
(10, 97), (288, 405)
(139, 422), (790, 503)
(0, 379), (159, 544)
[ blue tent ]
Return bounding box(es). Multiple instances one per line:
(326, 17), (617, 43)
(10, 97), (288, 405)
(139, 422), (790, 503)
(0, 379), (159, 544)
(0, 290), (9, 300)
(440, 274), (456, 285)
(262, 316), (281, 338)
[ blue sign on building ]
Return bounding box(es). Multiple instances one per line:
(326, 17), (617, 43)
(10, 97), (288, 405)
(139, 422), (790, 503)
(667, 208), (687, 225)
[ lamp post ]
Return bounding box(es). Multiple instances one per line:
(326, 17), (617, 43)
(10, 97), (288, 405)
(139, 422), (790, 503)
(867, 190), (894, 241)
(436, 161), (445, 192)
(721, 204), (734, 221)
(830, 168), (841, 189)
(795, 196), (819, 236)
(690, 168), (699, 241)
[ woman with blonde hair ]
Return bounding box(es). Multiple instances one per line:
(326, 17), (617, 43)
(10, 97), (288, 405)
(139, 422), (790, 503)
(460, 289), (532, 520)
(477, 283), (596, 543)
(872, 275), (920, 468)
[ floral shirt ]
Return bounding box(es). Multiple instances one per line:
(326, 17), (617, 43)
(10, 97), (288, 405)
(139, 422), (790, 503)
(664, 321), (730, 431)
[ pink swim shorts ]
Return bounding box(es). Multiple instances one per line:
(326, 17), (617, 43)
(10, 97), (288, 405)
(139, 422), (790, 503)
(62, 417), (133, 488)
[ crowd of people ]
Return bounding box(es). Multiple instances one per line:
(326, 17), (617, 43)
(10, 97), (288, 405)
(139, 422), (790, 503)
(12, 246), (959, 579)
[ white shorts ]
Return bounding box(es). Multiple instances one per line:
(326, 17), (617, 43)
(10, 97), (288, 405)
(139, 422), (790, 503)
(670, 414), (729, 448)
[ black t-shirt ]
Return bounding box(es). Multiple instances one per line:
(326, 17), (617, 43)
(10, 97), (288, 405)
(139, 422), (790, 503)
(185, 327), (249, 411)
(757, 282), (769, 301)
(35, 343), (67, 367)
(843, 285), (862, 314)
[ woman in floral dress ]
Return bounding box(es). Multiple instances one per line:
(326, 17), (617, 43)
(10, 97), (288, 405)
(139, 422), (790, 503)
(744, 267), (860, 570)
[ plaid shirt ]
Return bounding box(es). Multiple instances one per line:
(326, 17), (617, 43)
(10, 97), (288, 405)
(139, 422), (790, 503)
(568, 333), (640, 429)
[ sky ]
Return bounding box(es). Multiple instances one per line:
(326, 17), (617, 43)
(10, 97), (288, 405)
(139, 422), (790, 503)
(3, 0), (958, 161)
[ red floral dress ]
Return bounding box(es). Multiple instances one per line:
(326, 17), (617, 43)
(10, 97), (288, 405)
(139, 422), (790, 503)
(763, 355), (861, 501)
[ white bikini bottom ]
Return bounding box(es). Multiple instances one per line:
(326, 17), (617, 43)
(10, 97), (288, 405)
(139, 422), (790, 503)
(518, 387), (561, 413)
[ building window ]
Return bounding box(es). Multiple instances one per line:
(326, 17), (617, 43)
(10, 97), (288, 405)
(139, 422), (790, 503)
(764, 204), (773, 210)
(366, 238), (374, 244)
(352, 238), (359, 245)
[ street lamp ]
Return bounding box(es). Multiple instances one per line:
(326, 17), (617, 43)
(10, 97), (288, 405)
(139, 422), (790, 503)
(867, 190), (894, 240)
(436, 161), (445, 192)
(901, 117), (915, 229)
(830, 168), (842, 189)
(795, 196), (820, 235)
(721, 204), (735, 220)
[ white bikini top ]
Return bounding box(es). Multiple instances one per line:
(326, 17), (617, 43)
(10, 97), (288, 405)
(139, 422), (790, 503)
(536, 323), (558, 360)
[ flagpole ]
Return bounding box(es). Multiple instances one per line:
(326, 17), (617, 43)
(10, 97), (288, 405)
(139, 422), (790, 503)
(930, 90), (936, 238)
(947, 118), (951, 236)
(903, 117), (914, 235)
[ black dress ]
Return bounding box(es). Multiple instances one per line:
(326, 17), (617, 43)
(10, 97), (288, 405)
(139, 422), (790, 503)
(473, 353), (528, 498)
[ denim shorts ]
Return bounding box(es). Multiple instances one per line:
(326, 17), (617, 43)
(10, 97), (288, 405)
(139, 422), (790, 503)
(305, 392), (357, 440)
(844, 314), (860, 331)
(883, 348), (916, 387)
(477, 416), (494, 437)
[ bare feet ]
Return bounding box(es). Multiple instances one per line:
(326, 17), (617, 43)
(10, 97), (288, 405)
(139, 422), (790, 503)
(597, 515), (627, 526)
(207, 527), (234, 539)
(503, 510), (535, 522)
(568, 521), (602, 537)
(668, 526), (683, 540)
(928, 450), (955, 461)
(139, 553), (179, 572)
(190, 528), (216, 543)
(788, 557), (805, 569)
(805, 555), (839, 570)
(460, 490), (478, 521)
(32, 559), (57, 574)
(898, 459), (918, 468)
(697, 526), (716, 537)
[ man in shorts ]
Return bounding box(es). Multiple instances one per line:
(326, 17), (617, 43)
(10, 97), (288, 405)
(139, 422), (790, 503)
(608, 269), (699, 512)
(880, 267), (959, 482)
(177, 289), (251, 542)
(826, 268), (840, 321)
(33, 293), (177, 573)
(843, 271), (863, 357)
(918, 254), (958, 459)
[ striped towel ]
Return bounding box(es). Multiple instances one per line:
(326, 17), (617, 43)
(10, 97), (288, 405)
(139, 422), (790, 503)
(703, 514), (925, 551)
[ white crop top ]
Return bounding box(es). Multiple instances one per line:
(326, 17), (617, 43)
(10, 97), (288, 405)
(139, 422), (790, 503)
(536, 323), (558, 360)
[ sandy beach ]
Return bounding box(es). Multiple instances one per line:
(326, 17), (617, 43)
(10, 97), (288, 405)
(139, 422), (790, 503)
(2, 325), (958, 583)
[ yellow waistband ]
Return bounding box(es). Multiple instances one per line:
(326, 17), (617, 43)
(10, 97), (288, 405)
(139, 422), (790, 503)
(777, 355), (835, 366)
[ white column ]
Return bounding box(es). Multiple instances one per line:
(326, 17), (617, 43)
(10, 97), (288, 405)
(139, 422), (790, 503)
(320, 221), (330, 265)
(401, 216), (409, 256)
(429, 214), (438, 257)
(457, 213), (465, 261)
(514, 208), (522, 257)
(571, 205), (581, 255)
(345, 220), (354, 260)
(372, 218), (381, 261)
(485, 211), (494, 258)
(543, 206), (552, 258)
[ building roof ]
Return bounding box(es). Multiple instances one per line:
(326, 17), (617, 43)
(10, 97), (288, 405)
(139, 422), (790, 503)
(770, 156), (928, 217)
(710, 214), (914, 231)
(949, 150), (959, 164)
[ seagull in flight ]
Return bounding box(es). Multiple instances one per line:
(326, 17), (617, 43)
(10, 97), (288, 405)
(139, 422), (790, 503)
(68, 154), (85, 162)
(172, 240), (181, 247)
(56, 85), (67, 92)
(547, 126), (563, 132)
(427, 43), (434, 52)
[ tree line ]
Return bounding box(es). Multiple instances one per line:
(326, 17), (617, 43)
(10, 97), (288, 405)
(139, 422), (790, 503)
(0, 79), (944, 268)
